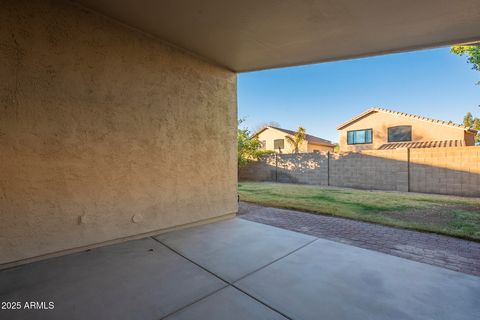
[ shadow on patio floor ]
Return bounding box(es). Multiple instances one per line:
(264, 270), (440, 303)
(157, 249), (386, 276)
(1, 218), (479, 320)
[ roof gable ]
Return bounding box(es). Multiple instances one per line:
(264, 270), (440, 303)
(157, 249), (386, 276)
(254, 126), (334, 146)
(337, 107), (477, 133)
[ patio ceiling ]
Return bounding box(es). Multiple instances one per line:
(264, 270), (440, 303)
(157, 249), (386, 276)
(75, 0), (480, 72)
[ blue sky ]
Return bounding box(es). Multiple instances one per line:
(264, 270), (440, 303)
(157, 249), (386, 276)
(238, 47), (480, 143)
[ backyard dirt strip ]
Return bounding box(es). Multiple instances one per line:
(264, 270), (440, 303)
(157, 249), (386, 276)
(238, 202), (480, 276)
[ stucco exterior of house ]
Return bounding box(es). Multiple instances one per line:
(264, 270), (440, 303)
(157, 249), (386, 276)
(254, 126), (334, 153)
(0, 0), (237, 266)
(337, 108), (478, 152)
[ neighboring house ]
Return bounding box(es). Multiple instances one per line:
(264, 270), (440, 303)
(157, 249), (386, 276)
(254, 126), (335, 153)
(337, 107), (478, 152)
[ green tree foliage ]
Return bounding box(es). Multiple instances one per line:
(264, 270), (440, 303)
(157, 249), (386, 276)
(333, 143), (340, 153)
(474, 118), (480, 130)
(463, 112), (474, 127)
(451, 45), (480, 72)
(285, 127), (306, 153)
(452, 45), (480, 85)
(463, 112), (480, 144)
(454, 44), (480, 143)
(473, 118), (480, 144)
(238, 119), (273, 167)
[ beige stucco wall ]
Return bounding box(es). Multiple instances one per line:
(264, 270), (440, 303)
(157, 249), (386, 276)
(307, 143), (334, 152)
(339, 111), (474, 151)
(257, 127), (333, 153)
(257, 127), (299, 153)
(0, 0), (237, 265)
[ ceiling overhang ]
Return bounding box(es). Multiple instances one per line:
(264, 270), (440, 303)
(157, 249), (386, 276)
(75, 0), (480, 72)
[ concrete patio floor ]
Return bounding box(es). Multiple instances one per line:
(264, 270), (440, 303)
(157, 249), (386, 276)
(1, 219), (479, 320)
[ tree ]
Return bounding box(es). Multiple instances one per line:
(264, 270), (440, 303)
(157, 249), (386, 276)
(474, 117), (480, 130)
(285, 126), (306, 153)
(451, 45), (480, 84)
(238, 119), (272, 167)
(464, 112), (474, 127)
(454, 44), (480, 143)
(473, 117), (480, 144)
(333, 143), (340, 153)
(451, 45), (480, 71)
(463, 112), (480, 144)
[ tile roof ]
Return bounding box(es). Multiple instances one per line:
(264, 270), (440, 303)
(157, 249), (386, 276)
(337, 107), (478, 133)
(254, 126), (334, 146)
(378, 140), (466, 150)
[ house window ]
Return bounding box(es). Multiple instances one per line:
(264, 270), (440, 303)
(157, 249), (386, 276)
(388, 126), (412, 142)
(273, 139), (284, 150)
(347, 129), (372, 145)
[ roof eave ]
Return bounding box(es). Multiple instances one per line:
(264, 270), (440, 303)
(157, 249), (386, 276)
(336, 108), (377, 130)
(337, 107), (476, 132)
(307, 141), (335, 147)
(250, 126), (270, 138)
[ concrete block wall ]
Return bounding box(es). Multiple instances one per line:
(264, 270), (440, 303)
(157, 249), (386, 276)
(239, 147), (480, 197)
(276, 153), (329, 185)
(238, 156), (277, 182)
(329, 150), (408, 192)
(410, 147), (480, 197)
(239, 153), (329, 185)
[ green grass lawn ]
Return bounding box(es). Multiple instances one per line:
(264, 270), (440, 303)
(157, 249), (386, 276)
(238, 182), (480, 241)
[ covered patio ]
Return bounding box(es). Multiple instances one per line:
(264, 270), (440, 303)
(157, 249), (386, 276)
(1, 0), (480, 319)
(2, 219), (479, 319)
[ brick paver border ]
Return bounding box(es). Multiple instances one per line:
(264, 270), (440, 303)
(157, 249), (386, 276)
(238, 202), (480, 276)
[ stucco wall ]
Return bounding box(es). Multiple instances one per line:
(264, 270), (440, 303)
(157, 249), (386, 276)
(339, 111), (473, 152)
(257, 127), (302, 153)
(257, 127), (333, 153)
(307, 143), (334, 153)
(0, 0), (237, 265)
